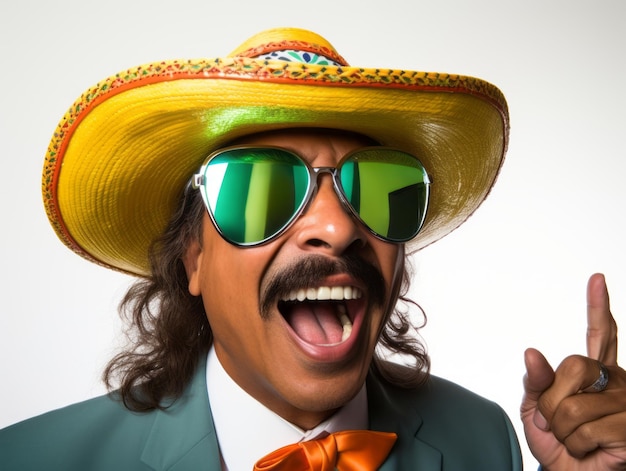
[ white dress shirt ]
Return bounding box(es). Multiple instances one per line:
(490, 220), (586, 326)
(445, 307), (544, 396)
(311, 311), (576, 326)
(206, 347), (368, 470)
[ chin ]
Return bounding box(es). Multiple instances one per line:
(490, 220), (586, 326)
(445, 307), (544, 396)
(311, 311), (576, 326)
(283, 365), (367, 410)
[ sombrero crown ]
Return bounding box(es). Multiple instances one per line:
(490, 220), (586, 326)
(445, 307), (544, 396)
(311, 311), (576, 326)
(43, 27), (509, 276)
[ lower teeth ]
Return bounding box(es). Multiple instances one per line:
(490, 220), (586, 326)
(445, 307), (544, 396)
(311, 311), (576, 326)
(338, 304), (353, 342)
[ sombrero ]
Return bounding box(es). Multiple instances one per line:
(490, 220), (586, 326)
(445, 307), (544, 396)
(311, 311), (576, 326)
(42, 27), (509, 276)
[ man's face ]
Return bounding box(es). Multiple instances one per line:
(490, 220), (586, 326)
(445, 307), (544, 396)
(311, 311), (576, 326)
(183, 129), (405, 429)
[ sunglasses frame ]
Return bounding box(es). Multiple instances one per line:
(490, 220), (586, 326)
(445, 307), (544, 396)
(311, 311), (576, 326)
(192, 145), (430, 246)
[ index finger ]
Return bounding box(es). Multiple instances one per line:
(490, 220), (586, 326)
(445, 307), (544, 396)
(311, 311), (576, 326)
(586, 273), (618, 365)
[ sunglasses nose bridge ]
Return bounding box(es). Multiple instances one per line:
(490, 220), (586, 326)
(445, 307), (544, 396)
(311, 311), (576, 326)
(310, 166), (343, 202)
(306, 165), (357, 221)
(311, 166), (337, 177)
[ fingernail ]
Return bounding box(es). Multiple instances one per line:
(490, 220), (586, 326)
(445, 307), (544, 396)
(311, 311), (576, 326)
(533, 410), (549, 431)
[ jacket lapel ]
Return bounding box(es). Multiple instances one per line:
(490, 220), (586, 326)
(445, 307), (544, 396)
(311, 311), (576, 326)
(140, 355), (222, 471)
(367, 373), (443, 470)
(138, 360), (443, 470)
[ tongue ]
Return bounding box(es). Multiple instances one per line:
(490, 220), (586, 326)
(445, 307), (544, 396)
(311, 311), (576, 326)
(287, 303), (344, 345)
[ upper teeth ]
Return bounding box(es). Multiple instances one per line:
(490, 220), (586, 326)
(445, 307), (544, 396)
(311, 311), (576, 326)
(283, 286), (363, 302)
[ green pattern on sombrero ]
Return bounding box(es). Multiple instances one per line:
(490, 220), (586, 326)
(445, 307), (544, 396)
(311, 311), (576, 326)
(255, 49), (342, 66)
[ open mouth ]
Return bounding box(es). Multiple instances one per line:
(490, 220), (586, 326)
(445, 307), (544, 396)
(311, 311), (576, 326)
(278, 286), (363, 347)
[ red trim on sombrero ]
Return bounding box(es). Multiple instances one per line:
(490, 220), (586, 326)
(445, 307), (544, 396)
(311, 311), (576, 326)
(234, 39), (349, 66)
(43, 56), (509, 269)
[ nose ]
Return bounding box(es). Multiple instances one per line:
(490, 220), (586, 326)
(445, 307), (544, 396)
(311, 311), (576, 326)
(294, 172), (366, 255)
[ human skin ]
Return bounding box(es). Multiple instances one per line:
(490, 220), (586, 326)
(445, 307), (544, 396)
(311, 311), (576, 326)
(183, 129), (405, 430)
(522, 273), (626, 470)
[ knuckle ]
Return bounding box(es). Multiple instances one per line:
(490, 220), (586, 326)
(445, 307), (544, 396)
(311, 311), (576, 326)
(550, 397), (586, 440)
(563, 422), (597, 458)
(573, 421), (596, 446)
(557, 354), (588, 378)
(558, 396), (587, 422)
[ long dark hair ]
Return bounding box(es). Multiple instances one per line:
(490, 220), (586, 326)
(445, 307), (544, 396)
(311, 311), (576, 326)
(103, 187), (430, 411)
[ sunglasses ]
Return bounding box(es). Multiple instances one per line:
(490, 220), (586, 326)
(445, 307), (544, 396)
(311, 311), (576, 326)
(192, 146), (430, 246)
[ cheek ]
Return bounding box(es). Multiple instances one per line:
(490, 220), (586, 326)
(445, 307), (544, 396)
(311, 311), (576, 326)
(198, 238), (277, 329)
(199, 253), (258, 350)
(202, 252), (251, 312)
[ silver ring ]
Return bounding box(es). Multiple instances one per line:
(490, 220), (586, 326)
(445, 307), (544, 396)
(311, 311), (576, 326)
(589, 362), (609, 392)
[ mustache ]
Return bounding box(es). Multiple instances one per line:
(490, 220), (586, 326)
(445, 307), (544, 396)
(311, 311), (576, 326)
(260, 254), (386, 318)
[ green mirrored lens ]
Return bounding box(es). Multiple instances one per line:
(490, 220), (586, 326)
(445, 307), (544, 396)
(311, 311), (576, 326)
(203, 149), (310, 244)
(340, 149), (429, 242)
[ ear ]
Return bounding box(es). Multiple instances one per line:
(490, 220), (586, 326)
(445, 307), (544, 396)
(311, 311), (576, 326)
(182, 237), (204, 296)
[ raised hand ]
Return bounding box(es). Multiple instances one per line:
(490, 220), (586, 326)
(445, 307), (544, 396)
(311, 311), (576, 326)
(521, 273), (626, 470)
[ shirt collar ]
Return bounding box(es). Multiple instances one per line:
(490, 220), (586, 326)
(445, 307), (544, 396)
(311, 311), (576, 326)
(206, 346), (368, 471)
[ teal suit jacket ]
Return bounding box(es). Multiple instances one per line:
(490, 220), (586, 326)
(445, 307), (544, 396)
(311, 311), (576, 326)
(1, 357), (522, 470)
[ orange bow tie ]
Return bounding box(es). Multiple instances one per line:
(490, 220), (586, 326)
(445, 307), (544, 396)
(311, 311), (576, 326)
(253, 430), (397, 471)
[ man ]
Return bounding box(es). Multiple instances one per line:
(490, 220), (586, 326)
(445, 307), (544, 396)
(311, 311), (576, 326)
(2, 27), (625, 470)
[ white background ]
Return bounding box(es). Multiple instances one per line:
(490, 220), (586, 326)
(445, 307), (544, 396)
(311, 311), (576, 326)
(1, 0), (624, 468)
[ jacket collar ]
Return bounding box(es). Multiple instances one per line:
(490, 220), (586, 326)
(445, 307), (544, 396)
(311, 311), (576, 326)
(367, 371), (443, 470)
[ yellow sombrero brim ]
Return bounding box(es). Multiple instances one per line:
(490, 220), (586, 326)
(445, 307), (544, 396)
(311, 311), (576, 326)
(43, 55), (508, 276)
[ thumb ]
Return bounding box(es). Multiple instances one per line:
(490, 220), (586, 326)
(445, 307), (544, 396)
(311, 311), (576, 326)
(522, 348), (555, 430)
